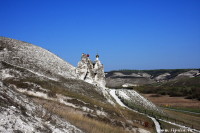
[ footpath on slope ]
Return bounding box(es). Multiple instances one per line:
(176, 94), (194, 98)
(109, 89), (200, 133)
(109, 89), (161, 133)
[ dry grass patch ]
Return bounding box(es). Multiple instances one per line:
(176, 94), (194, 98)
(33, 97), (156, 133)
(164, 109), (200, 130)
(33, 98), (127, 133)
(143, 94), (200, 108)
(6, 77), (155, 132)
(61, 112), (125, 133)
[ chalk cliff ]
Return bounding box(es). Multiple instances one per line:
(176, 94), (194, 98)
(76, 54), (106, 87)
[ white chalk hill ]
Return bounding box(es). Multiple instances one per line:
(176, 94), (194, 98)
(0, 37), (76, 80)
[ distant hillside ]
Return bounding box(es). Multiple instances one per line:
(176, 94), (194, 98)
(106, 69), (200, 88)
(135, 76), (200, 100)
(107, 69), (199, 78)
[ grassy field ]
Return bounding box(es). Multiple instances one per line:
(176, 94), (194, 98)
(163, 106), (200, 114)
(142, 94), (200, 130)
(163, 109), (200, 130)
(143, 94), (200, 109)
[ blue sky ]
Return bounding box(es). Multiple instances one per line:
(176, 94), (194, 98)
(1, 0), (200, 71)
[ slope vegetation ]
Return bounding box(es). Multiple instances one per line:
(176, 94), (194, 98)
(0, 81), (83, 133)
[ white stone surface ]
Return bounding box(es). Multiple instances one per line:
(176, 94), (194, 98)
(0, 82), (83, 133)
(0, 37), (77, 79)
(76, 54), (106, 87)
(155, 73), (171, 81)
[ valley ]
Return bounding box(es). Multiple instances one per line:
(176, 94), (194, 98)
(143, 94), (200, 111)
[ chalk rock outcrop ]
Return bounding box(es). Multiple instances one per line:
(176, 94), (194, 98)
(155, 73), (171, 81)
(175, 70), (200, 79)
(76, 54), (106, 87)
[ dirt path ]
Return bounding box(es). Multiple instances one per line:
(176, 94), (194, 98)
(109, 89), (161, 133)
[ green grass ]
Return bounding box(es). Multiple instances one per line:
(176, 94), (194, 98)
(162, 106), (200, 114)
